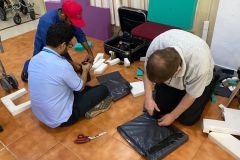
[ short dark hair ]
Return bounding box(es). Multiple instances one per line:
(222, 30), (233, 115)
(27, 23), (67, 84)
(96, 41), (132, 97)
(46, 22), (74, 47)
(146, 47), (182, 83)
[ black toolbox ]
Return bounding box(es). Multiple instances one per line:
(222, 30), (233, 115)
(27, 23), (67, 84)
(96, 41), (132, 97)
(104, 7), (148, 62)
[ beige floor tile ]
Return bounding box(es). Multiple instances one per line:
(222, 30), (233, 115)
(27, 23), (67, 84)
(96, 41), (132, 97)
(0, 118), (26, 146)
(15, 109), (41, 131)
(41, 118), (94, 142)
(0, 142), (4, 150)
(8, 126), (58, 160)
(62, 123), (141, 160)
(39, 143), (82, 160)
(0, 148), (16, 160)
(0, 105), (12, 125)
(192, 139), (235, 160)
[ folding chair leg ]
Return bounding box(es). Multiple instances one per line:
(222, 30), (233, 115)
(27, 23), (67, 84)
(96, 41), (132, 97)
(0, 36), (4, 53)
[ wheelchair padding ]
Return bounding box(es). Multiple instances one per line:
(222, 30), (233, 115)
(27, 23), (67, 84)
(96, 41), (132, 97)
(131, 22), (178, 41)
(117, 113), (188, 160)
(97, 71), (131, 101)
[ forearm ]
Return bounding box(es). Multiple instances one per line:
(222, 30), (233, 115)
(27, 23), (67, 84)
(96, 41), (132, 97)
(171, 93), (196, 119)
(82, 42), (93, 57)
(80, 69), (88, 91)
(144, 74), (153, 99)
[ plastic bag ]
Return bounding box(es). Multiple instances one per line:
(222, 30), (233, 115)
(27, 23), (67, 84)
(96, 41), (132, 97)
(117, 113), (188, 160)
(97, 71), (131, 101)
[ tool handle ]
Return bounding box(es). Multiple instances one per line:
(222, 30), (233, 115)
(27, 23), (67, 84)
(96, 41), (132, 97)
(74, 138), (90, 144)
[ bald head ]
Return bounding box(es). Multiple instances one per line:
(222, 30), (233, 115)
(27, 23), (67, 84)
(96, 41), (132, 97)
(146, 47), (182, 83)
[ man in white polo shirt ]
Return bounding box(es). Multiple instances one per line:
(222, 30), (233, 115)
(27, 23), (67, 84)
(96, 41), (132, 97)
(144, 29), (215, 126)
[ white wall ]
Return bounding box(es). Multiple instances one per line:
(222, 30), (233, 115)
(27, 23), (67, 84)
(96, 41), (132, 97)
(28, 0), (46, 15)
(211, 0), (240, 70)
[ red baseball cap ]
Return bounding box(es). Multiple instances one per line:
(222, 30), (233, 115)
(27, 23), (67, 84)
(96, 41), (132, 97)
(62, 0), (85, 28)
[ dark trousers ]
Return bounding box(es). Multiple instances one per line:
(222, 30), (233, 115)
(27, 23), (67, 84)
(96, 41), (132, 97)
(154, 79), (215, 125)
(60, 85), (109, 127)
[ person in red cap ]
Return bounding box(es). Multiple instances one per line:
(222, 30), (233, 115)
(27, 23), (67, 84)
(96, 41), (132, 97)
(21, 0), (93, 82)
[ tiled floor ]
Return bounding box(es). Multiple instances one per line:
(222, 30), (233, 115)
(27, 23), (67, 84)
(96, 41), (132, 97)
(0, 17), (39, 41)
(0, 30), (237, 160)
(0, 148), (16, 160)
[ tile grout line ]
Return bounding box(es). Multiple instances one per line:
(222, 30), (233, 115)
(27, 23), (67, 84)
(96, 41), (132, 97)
(36, 141), (60, 160)
(0, 147), (4, 152)
(5, 133), (26, 147)
(0, 140), (19, 160)
(191, 137), (207, 160)
(111, 134), (142, 158)
(60, 142), (85, 160)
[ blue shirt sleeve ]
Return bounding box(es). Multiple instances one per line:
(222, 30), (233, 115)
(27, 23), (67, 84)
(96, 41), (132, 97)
(33, 20), (53, 56)
(62, 62), (83, 91)
(72, 26), (87, 43)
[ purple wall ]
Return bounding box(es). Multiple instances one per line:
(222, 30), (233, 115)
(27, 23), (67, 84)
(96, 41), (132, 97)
(45, 2), (61, 11)
(81, 6), (111, 40)
(45, 0), (112, 40)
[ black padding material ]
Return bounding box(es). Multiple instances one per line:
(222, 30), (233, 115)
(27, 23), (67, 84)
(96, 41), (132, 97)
(97, 71), (131, 101)
(117, 113), (188, 160)
(214, 85), (232, 98)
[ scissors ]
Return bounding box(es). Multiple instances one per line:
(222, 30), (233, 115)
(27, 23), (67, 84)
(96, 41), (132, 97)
(74, 132), (107, 144)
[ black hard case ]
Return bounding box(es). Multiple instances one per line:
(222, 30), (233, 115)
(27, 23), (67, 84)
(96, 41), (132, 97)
(104, 7), (147, 62)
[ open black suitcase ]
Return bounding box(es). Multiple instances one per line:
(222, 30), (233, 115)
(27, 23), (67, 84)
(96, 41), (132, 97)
(104, 7), (148, 62)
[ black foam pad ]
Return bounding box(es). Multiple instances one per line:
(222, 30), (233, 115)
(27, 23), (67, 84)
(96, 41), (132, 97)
(97, 71), (131, 101)
(117, 113), (188, 160)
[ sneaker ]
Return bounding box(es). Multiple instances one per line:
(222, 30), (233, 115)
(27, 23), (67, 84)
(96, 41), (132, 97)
(21, 70), (28, 82)
(85, 96), (112, 118)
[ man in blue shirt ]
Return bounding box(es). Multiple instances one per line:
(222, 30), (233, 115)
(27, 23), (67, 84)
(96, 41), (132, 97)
(22, 0), (93, 82)
(28, 23), (111, 128)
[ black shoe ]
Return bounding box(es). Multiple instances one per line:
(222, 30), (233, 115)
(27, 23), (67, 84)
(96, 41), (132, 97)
(0, 125), (3, 132)
(21, 70), (28, 82)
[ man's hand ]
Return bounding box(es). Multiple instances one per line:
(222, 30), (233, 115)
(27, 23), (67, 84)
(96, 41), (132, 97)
(158, 113), (176, 126)
(69, 61), (82, 73)
(144, 97), (160, 115)
(83, 54), (94, 64)
(79, 62), (92, 91)
(81, 62), (92, 72)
